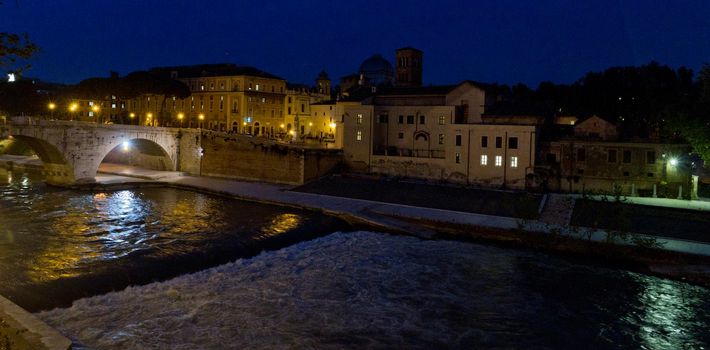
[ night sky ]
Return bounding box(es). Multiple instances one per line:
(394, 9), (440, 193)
(3, 0), (709, 86)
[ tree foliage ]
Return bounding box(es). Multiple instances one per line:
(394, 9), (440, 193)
(0, 32), (38, 72)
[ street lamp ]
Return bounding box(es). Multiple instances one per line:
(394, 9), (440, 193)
(198, 113), (204, 129)
(47, 102), (56, 119)
(177, 112), (184, 128)
(146, 112), (153, 126)
(69, 103), (78, 121)
(129, 112), (135, 125)
(92, 105), (100, 123)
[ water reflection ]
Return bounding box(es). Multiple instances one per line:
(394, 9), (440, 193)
(0, 168), (345, 311)
(634, 275), (705, 349)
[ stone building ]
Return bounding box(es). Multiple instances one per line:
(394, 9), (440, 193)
(126, 64), (287, 135)
(283, 71), (332, 140)
(541, 115), (694, 198)
(340, 80), (537, 189)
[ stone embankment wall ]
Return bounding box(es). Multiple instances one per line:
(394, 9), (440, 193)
(200, 132), (342, 185)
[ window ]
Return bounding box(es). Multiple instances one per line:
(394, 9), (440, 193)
(288, 97), (292, 103)
(419, 115), (426, 124)
(481, 136), (488, 148)
(398, 132), (404, 139)
(511, 156), (518, 168)
(398, 115), (404, 124)
(356, 130), (362, 141)
(455, 135), (462, 146)
(111, 103), (116, 109)
(378, 115), (388, 123)
(356, 114), (363, 124)
(255, 84), (260, 91)
(495, 136), (502, 148)
(200, 84), (204, 91)
(301, 104), (305, 113)
(455, 153), (461, 164)
(647, 151), (656, 164)
(495, 155), (502, 167)
(438, 134), (444, 145)
(88, 111), (94, 117)
(407, 115), (414, 124)
(623, 150), (631, 163)
(480, 155), (488, 165)
(608, 149), (617, 163)
(438, 115), (446, 125)
(647, 172), (654, 177)
(288, 107), (291, 114)
(577, 148), (586, 162)
(623, 171), (630, 177)
(508, 137), (518, 149)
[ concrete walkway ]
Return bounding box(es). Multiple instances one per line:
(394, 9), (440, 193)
(89, 165), (710, 257)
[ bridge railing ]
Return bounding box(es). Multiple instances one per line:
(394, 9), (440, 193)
(6, 117), (186, 132)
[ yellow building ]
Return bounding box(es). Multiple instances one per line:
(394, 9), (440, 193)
(283, 71), (331, 140)
(127, 64), (287, 135)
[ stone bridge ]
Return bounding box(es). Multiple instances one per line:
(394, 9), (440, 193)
(0, 117), (201, 186)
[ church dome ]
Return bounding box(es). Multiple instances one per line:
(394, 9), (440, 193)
(358, 54), (394, 86)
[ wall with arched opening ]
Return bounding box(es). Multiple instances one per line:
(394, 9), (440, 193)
(2, 135), (76, 185)
(100, 138), (175, 172)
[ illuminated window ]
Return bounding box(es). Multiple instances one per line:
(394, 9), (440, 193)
(262, 98), (266, 103)
(200, 84), (204, 91)
(88, 111), (94, 117)
(438, 134), (444, 144)
(255, 84), (260, 91)
(356, 130), (362, 141)
(89, 101), (94, 106)
(455, 153), (461, 164)
(438, 116), (446, 125)
(480, 155), (488, 165)
(495, 155), (502, 167)
(111, 103), (116, 109)
(511, 156), (518, 168)
(356, 114), (363, 124)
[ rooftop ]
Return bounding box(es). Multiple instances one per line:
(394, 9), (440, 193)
(149, 64), (284, 80)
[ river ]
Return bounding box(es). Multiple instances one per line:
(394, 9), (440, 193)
(0, 168), (350, 312)
(2, 168), (710, 349)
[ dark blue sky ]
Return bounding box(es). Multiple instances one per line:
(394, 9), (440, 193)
(3, 0), (709, 87)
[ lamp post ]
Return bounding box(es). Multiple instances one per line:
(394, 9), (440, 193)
(92, 105), (100, 124)
(178, 112), (184, 128)
(147, 112), (153, 127)
(69, 103), (78, 121)
(198, 113), (204, 129)
(47, 102), (56, 120)
(129, 112), (135, 125)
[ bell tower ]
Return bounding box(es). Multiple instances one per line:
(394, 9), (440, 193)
(315, 70), (331, 96)
(395, 47), (423, 87)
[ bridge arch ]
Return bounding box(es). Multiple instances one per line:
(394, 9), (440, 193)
(98, 137), (176, 174)
(1, 120), (194, 186)
(4, 135), (77, 185)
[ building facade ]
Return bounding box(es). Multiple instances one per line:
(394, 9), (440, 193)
(340, 80), (536, 189)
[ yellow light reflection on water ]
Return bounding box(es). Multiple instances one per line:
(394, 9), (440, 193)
(260, 213), (301, 238)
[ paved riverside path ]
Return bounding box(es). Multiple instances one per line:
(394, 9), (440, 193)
(90, 165), (710, 257)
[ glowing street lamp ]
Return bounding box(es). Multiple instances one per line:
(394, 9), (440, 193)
(177, 112), (184, 128)
(48, 102), (56, 119)
(669, 158), (678, 167)
(68, 103), (78, 121)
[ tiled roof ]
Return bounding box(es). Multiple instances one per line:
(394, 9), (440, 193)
(149, 64), (284, 80)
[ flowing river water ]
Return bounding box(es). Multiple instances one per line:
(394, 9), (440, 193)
(1, 168), (710, 348)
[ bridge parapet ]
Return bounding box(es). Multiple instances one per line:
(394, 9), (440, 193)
(1, 117), (196, 186)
